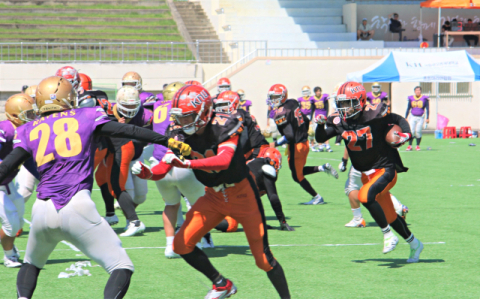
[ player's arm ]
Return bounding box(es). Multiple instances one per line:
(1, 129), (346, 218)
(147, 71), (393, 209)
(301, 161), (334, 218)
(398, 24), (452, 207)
(132, 159), (173, 181)
(338, 147), (349, 172)
(315, 118), (338, 143)
(0, 147), (32, 183)
(324, 100), (329, 117)
(405, 100), (412, 118)
(386, 113), (411, 135)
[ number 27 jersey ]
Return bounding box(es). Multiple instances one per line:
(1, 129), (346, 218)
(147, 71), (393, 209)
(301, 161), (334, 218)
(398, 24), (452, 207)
(14, 107), (110, 209)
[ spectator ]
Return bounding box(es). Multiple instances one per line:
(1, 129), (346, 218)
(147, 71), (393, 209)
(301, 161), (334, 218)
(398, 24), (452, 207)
(388, 13), (404, 41)
(357, 18), (375, 40)
(442, 21), (454, 47)
(464, 19), (478, 47)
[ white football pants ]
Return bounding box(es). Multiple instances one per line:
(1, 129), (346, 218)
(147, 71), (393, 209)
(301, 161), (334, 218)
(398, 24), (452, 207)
(408, 115), (425, 139)
(15, 165), (38, 203)
(126, 152), (148, 205)
(0, 182), (24, 237)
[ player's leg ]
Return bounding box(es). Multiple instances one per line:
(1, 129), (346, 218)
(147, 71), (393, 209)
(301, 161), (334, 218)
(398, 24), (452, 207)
(60, 190), (134, 298)
(0, 188), (22, 267)
(8, 182), (25, 238)
(15, 165), (37, 203)
(390, 194), (408, 219)
(232, 176), (290, 299)
(128, 153), (148, 206)
(215, 216), (239, 232)
(96, 152), (118, 226)
(344, 166), (366, 228)
(406, 115), (416, 150)
(415, 116), (424, 150)
(335, 135), (342, 145)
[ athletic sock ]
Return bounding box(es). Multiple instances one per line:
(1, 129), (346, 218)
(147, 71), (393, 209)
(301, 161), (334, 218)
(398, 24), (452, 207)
(166, 236), (174, 246)
(298, 179), (317, 197)
(390, 215), (412, 240)
(352, 208), (362, 220)
(4, 249), (14, 257)
(100, 184), (115, 216)
(214, 275), (227, 287)
(406, 235), (420, 248)
(363, 201), (389, 229)
(117, 191), (139, 222)
(303, 166), (319, 175)
(408, 139), (413, 146)
(416, 137), (422, 145)
(381, 225), (394, 239)
(267, 262), (291, 299)
(181, 247), (220, 283)
(104, 269), (133, 299)
(17, 263), (41, 299)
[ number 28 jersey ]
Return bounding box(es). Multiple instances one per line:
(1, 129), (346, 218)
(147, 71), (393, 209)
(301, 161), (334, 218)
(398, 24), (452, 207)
(326, 103), (408, 173)
(14, 107), (110, 209)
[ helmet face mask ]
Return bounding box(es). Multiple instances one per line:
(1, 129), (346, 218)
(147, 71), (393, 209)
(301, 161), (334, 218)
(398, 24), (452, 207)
(215, 91), (240, 114)
(171, 85), (213, 135)
(335, 95), (362, 119)
(116, 86), (140, 118)
(5, 94), (37, 126)
(237, 89), (245, 101)
(372, 82), (381, 94)
(55, 66), (80, 90)
(122, 72), (143, 91)
(268, 84), (288, 108)
(217, 77), (231, 94)
(302, 86), (311, 97)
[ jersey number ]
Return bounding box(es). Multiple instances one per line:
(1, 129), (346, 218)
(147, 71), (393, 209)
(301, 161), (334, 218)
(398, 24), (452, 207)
(412, 100), (423, 108)
(30, 118), (83, 167)
(315, 101), (324, 109)
(341, 127), (373, 151)
(154, 105), (171, 124)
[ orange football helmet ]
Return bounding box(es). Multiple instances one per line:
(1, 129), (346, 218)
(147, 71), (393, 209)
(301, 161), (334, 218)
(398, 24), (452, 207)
(215, 91), (240, 114)
(335, 81), (366, 119)
(79, 73), (92, 91)
(217, 77), (231, 93)
(261, 147), (282, 171)
(55, 66), (80, 90)
(185, 80), (202, 86)
(170, 85), (213, 135)
(267, 84), (288, 108)
(301, 85), (311, 97)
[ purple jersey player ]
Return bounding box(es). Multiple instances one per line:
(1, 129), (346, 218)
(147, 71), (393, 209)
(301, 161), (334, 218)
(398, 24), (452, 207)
(140, 91), (157, 110)
(367, 82), (389, 105)
(237, 89), (251, 112)
(297, 96), (313, 119)
(405, 86), (430, 151)
(311, 86), (332, 152)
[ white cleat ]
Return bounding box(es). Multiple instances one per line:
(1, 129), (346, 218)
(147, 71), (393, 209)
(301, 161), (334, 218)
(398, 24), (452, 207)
(120, 220), (145, 237)
(104, 214), (119, 226)
(114, 201), (121, 210)
(407, 240), (424, 263)
(165, 245), (180, 259)
(4, 255), (21, 268)
(345, 218), (366, 228)
(302, 194), (325, 205)
(322, 163), (339, 179)
(383, 235), (399, 254)
(205, 279), (237, 299)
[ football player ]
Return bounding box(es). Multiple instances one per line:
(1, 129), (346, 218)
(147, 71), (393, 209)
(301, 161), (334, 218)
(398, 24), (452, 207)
(131, 82), (208, 258)
(297, 86), (317, 152)
(266, 97), (279, 144)
(269, 84), (338, 205)
(79, 73), (92, 91)
(0, 94), (36, 267)
(95, 86), (152, 236)
(366, 82), (389, 105)
(214, 77), (231, 99)
(405, 86), (429, 151)
(236, 89), (252, 112)
(121, 71), (157, 109)
(315, 81), (423, 262)
(0, 76), (188, 298)
(134, 85), (290, 299)
(55, 66), (83, 93)
(312, 87), (332, 152)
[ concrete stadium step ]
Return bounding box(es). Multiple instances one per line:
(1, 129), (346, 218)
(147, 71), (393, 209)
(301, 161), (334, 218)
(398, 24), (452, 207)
(0, 23), (176, 30)
(293, 16), (342, 25)
(285, 8), (342, 17)
(307, 32), (356, 42)
(314, 40), (385, 49)
(0, 0), (165, 6)
(0, 15), (167, 22)
(231, 24), (346, 34)
(278, 0), (345, 8)
(300, 24), (346, 34)
(0, 8), (168, 14)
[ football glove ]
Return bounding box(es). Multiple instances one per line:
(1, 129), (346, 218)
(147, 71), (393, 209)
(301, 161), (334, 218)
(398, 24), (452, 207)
(131, 161), (153, 179)
(392, 132), (412, 147)
(338, 158), (348, 172)
(168, 138), (191, 156)
(315, 114), (327, 125)
(163, 153), (191, 168)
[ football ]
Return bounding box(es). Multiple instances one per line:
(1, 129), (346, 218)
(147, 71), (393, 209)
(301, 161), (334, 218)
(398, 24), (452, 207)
(385, 124), (402, 147)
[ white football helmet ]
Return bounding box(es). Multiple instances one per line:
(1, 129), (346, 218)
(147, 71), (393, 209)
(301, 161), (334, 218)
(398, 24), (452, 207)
(116, 86), (141, 118)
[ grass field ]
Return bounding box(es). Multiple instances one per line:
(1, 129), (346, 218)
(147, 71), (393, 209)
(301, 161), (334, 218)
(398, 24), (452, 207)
(1, 135), (478, 298)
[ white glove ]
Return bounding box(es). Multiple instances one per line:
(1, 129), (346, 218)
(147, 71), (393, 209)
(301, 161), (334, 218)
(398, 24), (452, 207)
(338, 158), (348, 172)
(131, 161), (146, 175)
(131, 161), (153, 179)
(163, 153), (191, 168)
(315, 114), (327, 125)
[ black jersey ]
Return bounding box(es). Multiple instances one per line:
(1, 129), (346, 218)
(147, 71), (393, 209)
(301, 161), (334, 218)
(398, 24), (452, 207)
(233, 109), (268, 154)
(247, 157), (277, 194)
(170, 112), (249, 187)
(322, 103), (410, 173)
(274, 99), (310, 144)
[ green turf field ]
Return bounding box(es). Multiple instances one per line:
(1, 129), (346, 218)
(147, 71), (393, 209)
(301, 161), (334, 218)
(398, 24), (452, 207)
(1, 135), (478, 298)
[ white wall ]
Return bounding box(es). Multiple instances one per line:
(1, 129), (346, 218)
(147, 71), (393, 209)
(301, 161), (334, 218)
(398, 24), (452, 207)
(343, 3), (357, 34)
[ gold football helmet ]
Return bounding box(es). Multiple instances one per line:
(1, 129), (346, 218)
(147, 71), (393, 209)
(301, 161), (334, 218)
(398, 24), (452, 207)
(372, 82), (381, 94)
(302, 85), (311, 97)
(237, 89), (245, 101)
(121, 71), (143, 91)
(36, 76), (77, 115)
(24, 85), (37, 99)
(163, 81), (185, 102)
(5, 93), (36, 126)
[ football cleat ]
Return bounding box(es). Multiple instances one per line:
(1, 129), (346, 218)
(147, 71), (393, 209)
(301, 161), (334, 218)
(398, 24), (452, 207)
(114, 201), (121, 210)
(345, 218), (366, 228)
(205, 279), (237, 299)
(311, 146), (319, 152)
(335, 143), (341, 146)
(406, 145), (413, 151)
(165, 245), (180, 259)
(322, 163), (339, 179)
(401, 205), (409, 220)
(302, 194), (325, 205)
(280, 221), (295, 231)
(407, 240), (424, 263)
(104, 214), (119, 226)
(326, 147), (333, 152)
(416, 145), (421, 151)
(383, 235), (399, 254)
(202, 232), (215, 248)
(318, 146), (325, 152)
(120, 220), (145, 237)
(4, 255), (21, 268)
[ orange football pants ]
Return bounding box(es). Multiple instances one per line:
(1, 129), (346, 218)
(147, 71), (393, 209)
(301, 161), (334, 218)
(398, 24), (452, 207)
(95, 141), (136, 198)
(287, 141), (309, 182)
(359, 168), (398, 224)
(173, 175), (276, 272)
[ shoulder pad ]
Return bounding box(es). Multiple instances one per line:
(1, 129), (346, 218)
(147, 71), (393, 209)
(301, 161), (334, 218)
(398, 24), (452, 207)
(211, 113), (244, 142)
(262, 164), (277, 179)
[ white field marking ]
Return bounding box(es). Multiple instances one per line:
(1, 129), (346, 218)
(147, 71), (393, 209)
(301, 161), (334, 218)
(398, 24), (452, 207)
(23, 218), (81, 252)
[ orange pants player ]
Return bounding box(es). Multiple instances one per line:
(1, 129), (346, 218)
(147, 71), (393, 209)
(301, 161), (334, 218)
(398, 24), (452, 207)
(358, 168), (398, 224)
(173, 176), (276, 272)
(287, 141), (309, 182)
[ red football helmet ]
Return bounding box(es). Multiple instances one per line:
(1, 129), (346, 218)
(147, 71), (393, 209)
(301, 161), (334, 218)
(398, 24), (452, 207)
(335, 81), (367, 119)
(55, 66), (80, 90)
(170, 85), (213, 135)
(261, 147), (282, 171)
(215, 91), (240, 114)
(79, 73), (92, 91)
(267, 84), (288, 108)
(185, 80), (202, 86)
(217, 77), (231, 93)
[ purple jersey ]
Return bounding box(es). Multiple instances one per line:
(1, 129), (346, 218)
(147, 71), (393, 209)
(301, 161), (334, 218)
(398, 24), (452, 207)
(152, 100), (173, 160)
(408, 95), (429, 116)
(239, 100), (252, 112)
(297, 96), (313, 117)
(14, 107), (109, 209)
(267, 99), (276, 118)
(140, 91), (157, 109)
(367, 91), (388, 105)
(0, 120), (18, 185)
(156, 93), (164, 102)
(312, 94), (328, 117)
